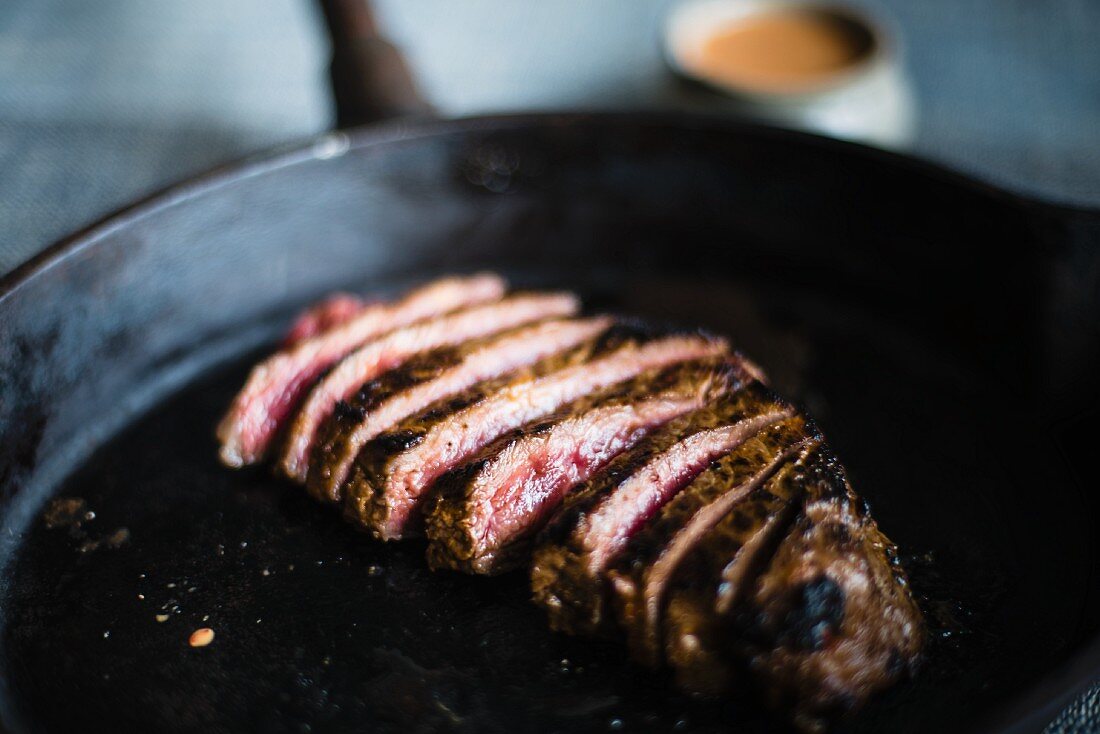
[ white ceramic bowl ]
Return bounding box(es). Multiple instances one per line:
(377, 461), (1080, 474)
(664, 0), (916, 148)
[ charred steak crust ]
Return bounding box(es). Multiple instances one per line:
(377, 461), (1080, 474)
(307, 316), (613, 503)
(726, 449), (924, 730)
(607, 416), (819, 667)
(423, 356), (756, 575)
(529, 382), (793, 636)
(345, 326), (729, 540)
(662, 445), (820, 694)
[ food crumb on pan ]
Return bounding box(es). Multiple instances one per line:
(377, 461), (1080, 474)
(155, 614), (169, 623)
(106, 528), (129, 547)
(74, 526), (130, 553)
(189, 628), (215, 647)
(42, 497), (88, 529)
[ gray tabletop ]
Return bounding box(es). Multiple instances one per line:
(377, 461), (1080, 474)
(0, 1), (1097, 728)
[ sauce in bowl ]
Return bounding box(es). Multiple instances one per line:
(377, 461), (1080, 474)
(694, 8), (873, 94)
(664, 1), (912, 147)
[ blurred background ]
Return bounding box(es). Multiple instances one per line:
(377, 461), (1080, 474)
(0, 0), (1097, 274)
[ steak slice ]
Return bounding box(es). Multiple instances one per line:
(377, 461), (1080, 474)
(217, 273), (506, 467)
(607, 416), (819, 667)
(279, 292), (579, 482)
(662, 446), (817, 695)
(530, 382), (793, 636)
(425, 358), (757, 575)
(726, 450), (924, 730)
(281, 293), (369, 348)
(347, 328), (730, 541)
(307, 316), (614, 503)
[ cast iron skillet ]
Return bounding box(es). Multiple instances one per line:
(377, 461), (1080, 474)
(0, 3), (1097, 732)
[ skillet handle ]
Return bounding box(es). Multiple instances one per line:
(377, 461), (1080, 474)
(317, 0), (434, 127)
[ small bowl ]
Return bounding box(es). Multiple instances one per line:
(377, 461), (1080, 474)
(664, 0), (915, 147)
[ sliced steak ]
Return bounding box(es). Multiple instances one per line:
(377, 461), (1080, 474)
(347, 328), (730, 540)
(307, 316), (614, 503)
(279, 292), (579, 482)
(608, 416), (819, 667)
(425, 358), (757, 575)
(343, 326), (643, 536)
(726, 449), (924, 730)
(530, 382), (793, 636)
(662, 446), (817, 694)
(217, 273), (506, 467)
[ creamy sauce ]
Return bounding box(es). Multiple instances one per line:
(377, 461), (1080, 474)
(691, 9), (872, 94)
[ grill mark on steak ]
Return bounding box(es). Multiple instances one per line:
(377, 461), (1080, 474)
(278, 292), (580, 482)
(530, 383), (793, 636)
(726, 449), (924, 730)
(307, 316), (614, 503)
(217, 273), (506, 467)
(347, 329), (730, 540)
(607, 416), (818, 667)
(424, 358), (756, 575)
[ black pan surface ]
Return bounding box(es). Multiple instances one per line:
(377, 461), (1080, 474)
(0, 114), (1097, 733)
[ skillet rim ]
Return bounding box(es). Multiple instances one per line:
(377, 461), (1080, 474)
(0, 110), (1097, 733)
(3, 110), (1100, 306)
